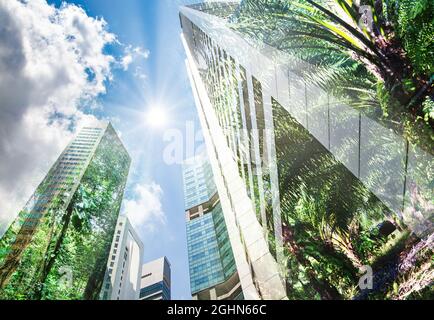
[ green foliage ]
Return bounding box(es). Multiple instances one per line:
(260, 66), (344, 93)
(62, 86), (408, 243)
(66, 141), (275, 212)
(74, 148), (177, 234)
(376, 81), (391, 117)
(385, 0), (434, 75)
(271, 98), (399, 299)
(422, 96), (434, 123)
(405, 285), (434, 300)
(191, 3), (433, 300)
(231, 0), (434, 123)
(0, 125), (130, 300)
(353, 229), (387, 264)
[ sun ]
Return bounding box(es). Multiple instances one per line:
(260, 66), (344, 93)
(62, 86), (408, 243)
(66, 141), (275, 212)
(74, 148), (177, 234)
(145, 106), (168, 128)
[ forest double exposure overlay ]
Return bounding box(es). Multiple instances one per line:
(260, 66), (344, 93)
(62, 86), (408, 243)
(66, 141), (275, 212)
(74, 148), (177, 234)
(227, 0), (433, 300)
(0, 125), (131, 300)
(182, 0), (434, 300)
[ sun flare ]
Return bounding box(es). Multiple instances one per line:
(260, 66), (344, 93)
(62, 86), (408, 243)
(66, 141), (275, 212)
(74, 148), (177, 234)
(145, 106), (168, 128)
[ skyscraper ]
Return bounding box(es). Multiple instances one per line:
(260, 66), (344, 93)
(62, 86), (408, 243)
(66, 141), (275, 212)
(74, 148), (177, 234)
(183, 153), (243, 300)
(180, 1), (432, 300)
(140, 257), (171, 300)
(0, 122), (131, 300)
(100, 216), (143, 301)
(180, 2), (285, 300)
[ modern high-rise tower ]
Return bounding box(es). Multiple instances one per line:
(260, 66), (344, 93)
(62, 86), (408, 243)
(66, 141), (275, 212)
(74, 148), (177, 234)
(180, 1), (285, 300)
(183, 153), (243, 300)
(180, 1), (433, 300)
(140, 257), (171, 300)
(0, 122), (131, 300)
(100, 216), (143, 301)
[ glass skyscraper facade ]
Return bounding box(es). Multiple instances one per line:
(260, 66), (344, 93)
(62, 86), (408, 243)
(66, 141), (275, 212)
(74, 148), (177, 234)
(180, 1), (433, 300)
(0, 122), (131, 300)
(183, 154), (242, 300)
(183, 153), (217, 210)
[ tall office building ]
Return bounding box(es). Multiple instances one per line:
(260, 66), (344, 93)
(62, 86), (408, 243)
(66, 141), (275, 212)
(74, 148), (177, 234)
(140, 257), (171, 300)
(181, 1), (284, 300)
(0, 122), (131, 300)
(180, 1), (432, 300)
(100, 216), (143, 300)
(183, 153), (243, 300)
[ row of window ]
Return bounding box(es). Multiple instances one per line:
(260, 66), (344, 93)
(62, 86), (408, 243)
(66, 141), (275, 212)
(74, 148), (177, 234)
(189, 18), (272, 230)
(68, 146), (93, 151)
(184, 16), (261, 292)
(104, 223), (126, 300)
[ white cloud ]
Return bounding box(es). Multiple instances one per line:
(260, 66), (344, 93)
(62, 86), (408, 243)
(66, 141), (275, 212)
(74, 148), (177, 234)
(0, 0), (118, 235)
(134, 66), (148, 81)
(120, 45), (150, 71)
(123, 182), (166, 233)
(121, 54), (133, 71)
(132, 46), (150, 59)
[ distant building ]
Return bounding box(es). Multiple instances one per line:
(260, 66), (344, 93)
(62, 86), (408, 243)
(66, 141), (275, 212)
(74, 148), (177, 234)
(100, 216), (143, 300)
(183, 153), (243, 300)
(140, 257), (171, 300)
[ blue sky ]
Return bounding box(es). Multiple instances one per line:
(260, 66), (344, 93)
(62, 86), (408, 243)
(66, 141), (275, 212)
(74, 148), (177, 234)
(46, 0), (202, 300)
